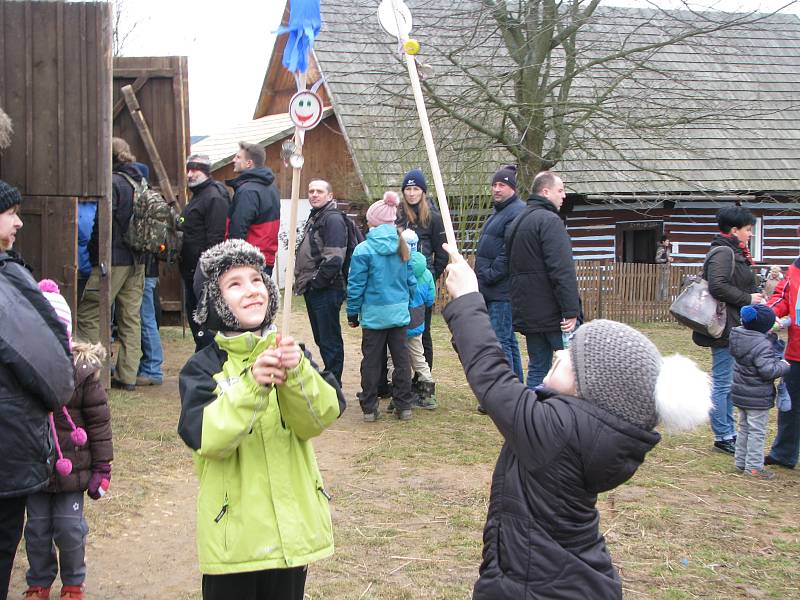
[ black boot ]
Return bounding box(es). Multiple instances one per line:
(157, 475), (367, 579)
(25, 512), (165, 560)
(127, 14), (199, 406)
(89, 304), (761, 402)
(416, 381), (437, 410)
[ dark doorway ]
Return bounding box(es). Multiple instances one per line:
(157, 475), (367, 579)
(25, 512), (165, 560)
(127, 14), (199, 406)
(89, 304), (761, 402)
(616, 222), (663, 263)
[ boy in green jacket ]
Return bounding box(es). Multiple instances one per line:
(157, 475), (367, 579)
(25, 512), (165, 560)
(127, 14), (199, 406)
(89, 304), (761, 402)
(178, 239), (343, 600)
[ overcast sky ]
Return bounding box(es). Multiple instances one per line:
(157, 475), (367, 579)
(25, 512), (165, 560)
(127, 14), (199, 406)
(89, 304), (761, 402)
(115, 0), (799, 137)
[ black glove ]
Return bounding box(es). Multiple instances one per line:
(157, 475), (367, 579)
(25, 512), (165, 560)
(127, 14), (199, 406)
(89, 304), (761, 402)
(347, 314), (360, 328)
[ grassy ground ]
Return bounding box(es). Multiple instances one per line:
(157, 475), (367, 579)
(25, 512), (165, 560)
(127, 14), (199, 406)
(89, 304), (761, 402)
(13, 306), (798, 599)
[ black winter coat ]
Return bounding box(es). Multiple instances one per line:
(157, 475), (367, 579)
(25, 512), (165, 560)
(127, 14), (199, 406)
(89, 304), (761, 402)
(88, 162), (141, 267)
(443, 293), (660, 599)
(728, 327), (789, 410)
(0, 252), (74, 498)
(180, 177), (230, 279)
(396, 201), (448, 280)
(226, 167), (280, 267)
(506, 195), (581, 334)
(294, 201), (348, 295)
(692, 235), (757, 348)
(475, 195), (525, 303)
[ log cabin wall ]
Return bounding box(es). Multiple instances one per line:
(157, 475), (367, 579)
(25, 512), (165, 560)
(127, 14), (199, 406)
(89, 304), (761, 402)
(567, 199), (800, 267)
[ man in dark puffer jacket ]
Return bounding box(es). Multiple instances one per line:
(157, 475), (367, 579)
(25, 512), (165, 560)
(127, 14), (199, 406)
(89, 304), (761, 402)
(442, 246), (711, 599)
(0, 180), (74, 598)
(475, 165), (525, 384)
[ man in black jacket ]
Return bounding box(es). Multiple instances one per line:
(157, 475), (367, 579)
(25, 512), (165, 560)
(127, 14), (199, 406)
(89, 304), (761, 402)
(294, 180), (348, 384)
(507, 171), (580, 389)
(78, 137), (145, 391)
(180, 154), (230, 350)
(225, 142), (280, 275)
(0, 180), (74, 598)
(475, 165), (526, 386)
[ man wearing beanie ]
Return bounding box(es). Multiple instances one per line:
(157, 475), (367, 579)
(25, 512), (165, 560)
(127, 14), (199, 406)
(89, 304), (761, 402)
(474, 165), (526, 392)
(441, 247), (710, 600)
(507, 170), (580, 389)
(0, 179), (75, 596)
(729, 304), (790, 479)
(179, 154), (230, 350)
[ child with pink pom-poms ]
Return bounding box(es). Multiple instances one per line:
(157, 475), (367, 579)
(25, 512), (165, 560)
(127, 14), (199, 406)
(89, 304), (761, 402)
(23, 280), (113, 600)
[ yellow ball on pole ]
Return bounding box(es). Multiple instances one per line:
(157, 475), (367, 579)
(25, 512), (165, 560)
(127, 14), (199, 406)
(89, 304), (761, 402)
(404, 39), (421, 55)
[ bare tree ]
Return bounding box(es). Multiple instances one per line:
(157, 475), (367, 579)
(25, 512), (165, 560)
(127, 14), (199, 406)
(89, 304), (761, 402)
(382, 0), (799, 192)
(111, 0), (140, 57)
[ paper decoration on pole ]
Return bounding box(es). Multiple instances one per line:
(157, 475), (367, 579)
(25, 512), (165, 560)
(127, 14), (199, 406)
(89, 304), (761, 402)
(277, 0), (321, 74)
(289, 90), (323, 130)
(276, 0), (323, 335)
(377, 0), (458, 250)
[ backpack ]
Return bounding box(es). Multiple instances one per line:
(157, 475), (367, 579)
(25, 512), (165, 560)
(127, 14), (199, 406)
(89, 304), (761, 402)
(117, 173), (183, 264)
(342, 211), (365, 284)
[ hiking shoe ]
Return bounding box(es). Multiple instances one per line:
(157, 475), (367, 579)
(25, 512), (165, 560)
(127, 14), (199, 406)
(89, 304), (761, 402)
(744, 468), (776, 480)
(362, 409), (380, 423)
(713, 439), (735, 455)
(765, 455), (795, 469)
(110, 379), (135, 392)
(413, 381), (437, 410)
(135, 376), (162, 386)
(397, 409), (413, 421)
(59, 586), (83, 600)
(23, 586), (51, 599)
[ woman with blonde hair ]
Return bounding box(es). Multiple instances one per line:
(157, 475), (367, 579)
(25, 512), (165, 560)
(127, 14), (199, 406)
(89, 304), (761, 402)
(395, 169), (447, 370)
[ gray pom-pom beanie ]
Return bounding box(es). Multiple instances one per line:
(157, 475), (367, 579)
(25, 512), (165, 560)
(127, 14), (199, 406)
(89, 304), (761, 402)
(569, 319), (661, 430)
(193, 239), (279, 333)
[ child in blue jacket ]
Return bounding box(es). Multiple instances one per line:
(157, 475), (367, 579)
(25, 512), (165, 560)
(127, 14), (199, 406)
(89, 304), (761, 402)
(347, 192), (417, 421)
(393, 229), (437, 409)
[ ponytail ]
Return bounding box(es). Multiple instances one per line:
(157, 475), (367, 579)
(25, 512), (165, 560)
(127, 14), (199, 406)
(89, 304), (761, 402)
(397, 234), (411, 262)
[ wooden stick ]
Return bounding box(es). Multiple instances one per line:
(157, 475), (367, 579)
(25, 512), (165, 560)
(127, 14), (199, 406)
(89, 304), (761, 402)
(403, 53), (457, 250)
(121, 84), (176, 202)
(281, 153), (302, 336)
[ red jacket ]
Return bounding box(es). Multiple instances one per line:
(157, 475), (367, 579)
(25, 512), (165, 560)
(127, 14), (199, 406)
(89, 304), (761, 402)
(767, 259), (800, 361)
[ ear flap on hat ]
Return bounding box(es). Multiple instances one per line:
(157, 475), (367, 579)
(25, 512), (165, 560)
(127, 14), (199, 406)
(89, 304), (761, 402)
(655, 355), (711, 433)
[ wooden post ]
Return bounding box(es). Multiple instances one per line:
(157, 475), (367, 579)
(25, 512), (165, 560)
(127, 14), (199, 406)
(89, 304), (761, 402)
(403, 52), (457, 250)
(121, 84), (176, 202)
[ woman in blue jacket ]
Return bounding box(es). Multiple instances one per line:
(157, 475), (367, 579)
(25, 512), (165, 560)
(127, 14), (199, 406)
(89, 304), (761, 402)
(347, 192), (417, 422)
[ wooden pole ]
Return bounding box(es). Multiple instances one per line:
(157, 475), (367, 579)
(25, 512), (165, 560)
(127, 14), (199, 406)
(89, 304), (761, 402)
(121, 84), (176, 202)
(403, 53), (457, 250)
(280, 134), (303, 336)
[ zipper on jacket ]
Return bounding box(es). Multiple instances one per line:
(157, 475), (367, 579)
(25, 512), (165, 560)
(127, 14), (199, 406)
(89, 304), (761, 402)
(318, 486), (332, 501)
(214, 495), (228, 523)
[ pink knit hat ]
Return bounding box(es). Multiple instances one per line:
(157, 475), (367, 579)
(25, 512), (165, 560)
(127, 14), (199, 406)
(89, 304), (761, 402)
(366, 191), (400, 227)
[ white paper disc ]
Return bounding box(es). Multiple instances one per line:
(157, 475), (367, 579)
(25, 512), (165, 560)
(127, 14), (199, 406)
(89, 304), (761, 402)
(378, 0), (412, 39)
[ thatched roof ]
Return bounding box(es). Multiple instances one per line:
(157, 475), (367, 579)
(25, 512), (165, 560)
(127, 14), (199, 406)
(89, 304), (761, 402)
(0, 106), (12, 150)
(261, 1), (800, 197)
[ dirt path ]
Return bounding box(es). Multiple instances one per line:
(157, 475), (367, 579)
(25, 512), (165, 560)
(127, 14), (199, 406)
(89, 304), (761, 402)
(9, 316), (381, 599)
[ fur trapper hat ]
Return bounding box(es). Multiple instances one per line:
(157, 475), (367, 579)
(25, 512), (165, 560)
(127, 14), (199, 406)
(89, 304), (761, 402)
(569, 319), (711, 432)
(193, 239), (279, 333)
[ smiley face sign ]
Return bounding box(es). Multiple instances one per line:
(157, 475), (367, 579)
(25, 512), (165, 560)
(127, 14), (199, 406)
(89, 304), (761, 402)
(289, 90), (323, 130)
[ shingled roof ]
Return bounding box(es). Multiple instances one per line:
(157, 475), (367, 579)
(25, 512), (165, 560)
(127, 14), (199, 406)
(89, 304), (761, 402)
(300, 1), (800, 198)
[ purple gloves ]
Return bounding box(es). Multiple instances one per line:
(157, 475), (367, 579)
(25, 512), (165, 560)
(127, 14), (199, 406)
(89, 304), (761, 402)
(88, 463), (112, 500)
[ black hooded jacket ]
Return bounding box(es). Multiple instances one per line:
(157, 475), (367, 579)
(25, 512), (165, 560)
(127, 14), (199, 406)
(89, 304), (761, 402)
(0, 252), (74, 498)
(443, 293), (660, 599)
(180, 177), (230, 279)
(506, 195), (581, 334)
(88, 162), (142, 267)
(225, 167), (280, 267)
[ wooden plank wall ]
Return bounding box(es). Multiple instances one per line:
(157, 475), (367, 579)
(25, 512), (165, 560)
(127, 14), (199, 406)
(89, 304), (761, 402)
(0, 1), (112, 197)
(568, 201), (800, 267)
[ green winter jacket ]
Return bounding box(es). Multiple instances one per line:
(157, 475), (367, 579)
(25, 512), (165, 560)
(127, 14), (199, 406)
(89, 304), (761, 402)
(177, 328), (340, 574)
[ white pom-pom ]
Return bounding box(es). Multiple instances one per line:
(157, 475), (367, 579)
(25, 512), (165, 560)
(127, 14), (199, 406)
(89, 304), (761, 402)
(655, 355), (712, 433)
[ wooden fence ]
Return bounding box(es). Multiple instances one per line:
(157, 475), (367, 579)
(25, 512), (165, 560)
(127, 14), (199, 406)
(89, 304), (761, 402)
(434, 259), (704, 325)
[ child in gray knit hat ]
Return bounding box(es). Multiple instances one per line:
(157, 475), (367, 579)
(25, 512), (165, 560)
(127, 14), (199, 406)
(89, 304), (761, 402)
(177, 239), (344, 600)
(441, 244), (711, 600)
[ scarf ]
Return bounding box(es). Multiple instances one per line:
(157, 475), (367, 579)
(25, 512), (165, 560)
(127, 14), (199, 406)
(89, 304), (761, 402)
(720, 232), (754, 265)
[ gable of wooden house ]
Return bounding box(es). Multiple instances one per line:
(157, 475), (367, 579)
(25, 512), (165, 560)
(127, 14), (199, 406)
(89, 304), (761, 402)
(257, 1), (800, 264)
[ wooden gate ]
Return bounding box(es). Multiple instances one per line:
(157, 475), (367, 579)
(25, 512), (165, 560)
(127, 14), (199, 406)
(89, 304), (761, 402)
(0, 1), (112, 323)
(113, 56), (190, 317)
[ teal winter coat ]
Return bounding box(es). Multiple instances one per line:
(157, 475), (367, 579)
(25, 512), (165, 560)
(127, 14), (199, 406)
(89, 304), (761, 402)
(408, 251), (435, 337)
(347, 224), (417, 330)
